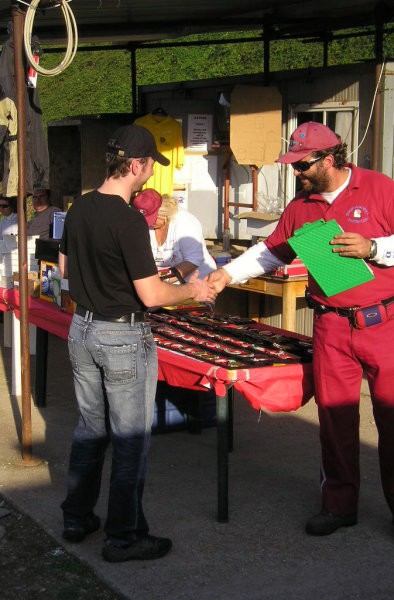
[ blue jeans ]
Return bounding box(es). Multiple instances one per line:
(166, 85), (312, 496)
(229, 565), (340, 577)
(61, 313), (158, 545)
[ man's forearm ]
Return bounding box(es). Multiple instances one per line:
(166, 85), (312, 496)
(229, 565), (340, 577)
(223, 241), (285, 284)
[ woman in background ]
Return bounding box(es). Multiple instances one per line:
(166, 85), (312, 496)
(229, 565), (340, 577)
(0, 196), (18, 239)
(147, 195), (216, 281)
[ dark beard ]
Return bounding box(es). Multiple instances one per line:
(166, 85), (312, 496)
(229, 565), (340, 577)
(299, 165), (331, 194)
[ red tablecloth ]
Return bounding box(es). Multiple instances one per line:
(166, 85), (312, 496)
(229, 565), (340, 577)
(0, 288), (314, 412)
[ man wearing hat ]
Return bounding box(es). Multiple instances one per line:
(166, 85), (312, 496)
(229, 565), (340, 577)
(209, 121), (394, 537)
(59, 125), (216, 562)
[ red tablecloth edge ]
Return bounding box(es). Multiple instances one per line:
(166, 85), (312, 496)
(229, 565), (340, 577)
(1, 287), (315, 412)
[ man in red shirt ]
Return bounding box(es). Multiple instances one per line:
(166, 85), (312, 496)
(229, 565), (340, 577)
(209, 122), (394, 536)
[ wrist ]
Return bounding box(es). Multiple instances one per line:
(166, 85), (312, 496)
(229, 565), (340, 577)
(187, 282), (198, 300)
(221, 268), (232, 286)
(369, 239), (377, 260)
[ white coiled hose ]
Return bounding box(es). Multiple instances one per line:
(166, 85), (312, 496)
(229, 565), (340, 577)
(23, 0), (78, 76)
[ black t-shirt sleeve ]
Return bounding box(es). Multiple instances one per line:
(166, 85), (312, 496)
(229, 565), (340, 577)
(118, 212), (158, 281)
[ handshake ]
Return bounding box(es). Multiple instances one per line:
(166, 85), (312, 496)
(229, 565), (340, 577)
(188, 268), (232, 303)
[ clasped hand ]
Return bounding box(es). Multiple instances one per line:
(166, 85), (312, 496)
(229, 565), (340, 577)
(188, 271), (217, 302)
(208, 268), (232, 293)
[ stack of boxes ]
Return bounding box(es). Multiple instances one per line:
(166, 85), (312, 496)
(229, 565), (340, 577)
(0, 235), (40, 293)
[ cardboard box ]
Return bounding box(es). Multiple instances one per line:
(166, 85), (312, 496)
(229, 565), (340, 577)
(13, 271), (40, 297)
(60, 278), (76, 314)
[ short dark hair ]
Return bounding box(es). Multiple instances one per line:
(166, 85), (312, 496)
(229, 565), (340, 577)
(312, 143), (348, 169)
(0, 195), (17, 212)
(105, 154), (148, 179)
(33, 188), (52, 205)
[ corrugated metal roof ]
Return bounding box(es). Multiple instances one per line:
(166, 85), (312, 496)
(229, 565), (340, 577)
(0, 0), (392, 45)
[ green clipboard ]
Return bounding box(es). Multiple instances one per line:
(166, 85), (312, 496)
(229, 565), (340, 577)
(287, 219), (374, 297)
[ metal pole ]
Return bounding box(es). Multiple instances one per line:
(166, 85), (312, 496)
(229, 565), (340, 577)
(222, 148), (231, 251)
(372, 13), (384, 172)
(216, 390), (229, 522)
(251, 165), (258, 211)
(130, 44), (137, 114)
(12, 4), (34, 464)
(263, 22), (271, 86)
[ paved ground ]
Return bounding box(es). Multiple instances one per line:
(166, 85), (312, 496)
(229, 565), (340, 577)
(0, 327), (393, 600)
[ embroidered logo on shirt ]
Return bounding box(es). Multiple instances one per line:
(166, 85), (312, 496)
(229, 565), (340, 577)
(346, 205), (369, 224)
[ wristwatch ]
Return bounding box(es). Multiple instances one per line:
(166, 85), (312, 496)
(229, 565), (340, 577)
(369, 239), (377, 260)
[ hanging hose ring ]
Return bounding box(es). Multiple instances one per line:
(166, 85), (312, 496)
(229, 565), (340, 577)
(23, 0), (78, 77)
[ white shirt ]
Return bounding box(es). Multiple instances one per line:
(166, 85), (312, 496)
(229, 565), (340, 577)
(149, 209), (216, 279)
(0, 213), (18, 239)
(373, 236), (394, 266)
(224, 240), (284, 284)
(224, 233), (394, 286)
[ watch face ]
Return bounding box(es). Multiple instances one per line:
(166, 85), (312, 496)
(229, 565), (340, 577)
(369, 240), (377, 259)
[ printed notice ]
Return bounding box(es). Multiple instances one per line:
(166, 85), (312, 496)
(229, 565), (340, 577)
(186, 114), (213, 154)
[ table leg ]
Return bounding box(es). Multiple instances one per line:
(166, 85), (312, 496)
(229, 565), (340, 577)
(3, 311), (12, 347)
(282, 285), (296, 332)
(247, 291), (261, 321)
(216, 390), (229, 522)
(35, 327), (48, 407)
(228, 386), (234, 453)
(11, 312), (21, 396)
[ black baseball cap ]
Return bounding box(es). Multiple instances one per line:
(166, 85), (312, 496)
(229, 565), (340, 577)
(107, 124), (170, 166)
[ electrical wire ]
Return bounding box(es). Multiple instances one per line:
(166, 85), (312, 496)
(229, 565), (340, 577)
(279, 59), (385, 163)
(346, 60), (386, 160)
(23, 0), (78, 76)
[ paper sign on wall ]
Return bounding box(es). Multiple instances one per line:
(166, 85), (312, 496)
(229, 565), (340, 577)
(186, 114), (213, 154)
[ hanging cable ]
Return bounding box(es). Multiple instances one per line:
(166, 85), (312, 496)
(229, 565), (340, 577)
(347, 60), (386, 160)
(23, 0), (78, 76)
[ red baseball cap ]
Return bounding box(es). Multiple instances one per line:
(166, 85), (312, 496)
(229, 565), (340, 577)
(277, 122), (340, 163)
(133, 189), (162, 226)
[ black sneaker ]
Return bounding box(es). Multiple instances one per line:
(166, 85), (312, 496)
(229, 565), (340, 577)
(63, 513), (101, 543)
(102, 535), (172, 562)
(305, 510), (357, 536)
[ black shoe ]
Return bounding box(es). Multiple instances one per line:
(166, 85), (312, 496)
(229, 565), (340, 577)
(63, 513), (101, 543)
(305, 510), (357, 536)
(102, 535), (172, 562)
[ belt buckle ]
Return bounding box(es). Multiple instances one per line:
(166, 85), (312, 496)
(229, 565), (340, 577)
(341, 306), (360, 327)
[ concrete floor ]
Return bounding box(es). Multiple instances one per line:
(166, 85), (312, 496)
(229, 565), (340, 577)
(0, 327), (393, 600)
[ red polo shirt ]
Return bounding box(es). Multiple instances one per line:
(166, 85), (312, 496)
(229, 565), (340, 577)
(265, 164), (394, 307)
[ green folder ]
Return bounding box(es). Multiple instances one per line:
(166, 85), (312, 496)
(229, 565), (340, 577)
(287, 219), (374, 297)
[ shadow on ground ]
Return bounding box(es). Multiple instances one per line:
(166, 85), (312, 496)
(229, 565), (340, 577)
(0, 329), (393, 600)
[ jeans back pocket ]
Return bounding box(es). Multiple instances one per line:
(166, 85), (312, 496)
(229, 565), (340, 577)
(96, 343), (137, 384)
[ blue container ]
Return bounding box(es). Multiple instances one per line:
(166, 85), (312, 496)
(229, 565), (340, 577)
(152, 382), (216, 434)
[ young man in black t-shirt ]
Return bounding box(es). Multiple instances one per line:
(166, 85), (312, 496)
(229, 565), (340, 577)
(59, 124), (216, 563)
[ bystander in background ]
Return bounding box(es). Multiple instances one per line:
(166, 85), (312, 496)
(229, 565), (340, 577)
(27, 189), (61, 239)
(0, 195), (17, 238)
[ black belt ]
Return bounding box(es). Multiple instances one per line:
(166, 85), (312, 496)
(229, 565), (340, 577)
(305, 289), (394, 317)
(76, 305), (146, 323)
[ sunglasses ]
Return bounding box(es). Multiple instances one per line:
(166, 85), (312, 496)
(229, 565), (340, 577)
(0, 204), (10, 208)
(291, 156), (323, 172)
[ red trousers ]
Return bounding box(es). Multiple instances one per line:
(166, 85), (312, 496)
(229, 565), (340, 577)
(312, 304), (394, 516)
